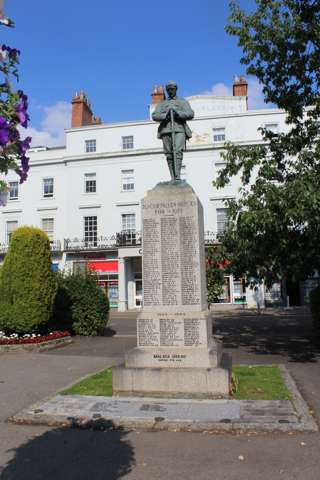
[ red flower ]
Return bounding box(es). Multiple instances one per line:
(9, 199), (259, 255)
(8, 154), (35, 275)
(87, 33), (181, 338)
(0, 331), (70, 345)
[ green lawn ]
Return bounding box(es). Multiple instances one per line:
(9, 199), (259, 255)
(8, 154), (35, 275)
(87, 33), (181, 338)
(61, 368), (113, 396)
(61, 365), (291, 401)
(232, 365), (291, 400)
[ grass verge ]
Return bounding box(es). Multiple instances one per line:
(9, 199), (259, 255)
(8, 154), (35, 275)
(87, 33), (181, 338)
(232, 365), (291, 400)
(61, 368), (113, 396)
(61, 365), (291, 400)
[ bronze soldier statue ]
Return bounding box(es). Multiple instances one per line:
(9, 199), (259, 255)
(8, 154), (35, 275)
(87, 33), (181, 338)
(152, 81), (194, 182)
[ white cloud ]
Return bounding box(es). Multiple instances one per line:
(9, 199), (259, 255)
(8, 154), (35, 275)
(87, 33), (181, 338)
(22, 101), (71, 147)
(247, 78), (267, 109)
(202, 82), (232, 96)
(198, 78), (268, 109)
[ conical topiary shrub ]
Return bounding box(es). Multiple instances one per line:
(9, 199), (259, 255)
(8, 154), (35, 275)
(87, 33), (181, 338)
(0, 226), (57, 334)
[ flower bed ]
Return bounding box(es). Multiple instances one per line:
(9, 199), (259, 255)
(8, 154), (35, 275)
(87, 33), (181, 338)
(0, 331), (72, 352)
(0, 330), (70, 345)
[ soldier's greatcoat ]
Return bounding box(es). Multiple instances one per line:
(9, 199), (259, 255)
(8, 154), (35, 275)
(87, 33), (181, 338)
(152, 97), (194, 140)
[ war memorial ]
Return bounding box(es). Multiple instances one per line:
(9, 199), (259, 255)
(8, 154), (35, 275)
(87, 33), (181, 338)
(8, 83), (318, 435)
(113, 81), (231, 397)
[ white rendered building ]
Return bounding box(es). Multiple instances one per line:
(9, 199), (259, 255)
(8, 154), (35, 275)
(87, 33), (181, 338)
(0, 78), (289, 310)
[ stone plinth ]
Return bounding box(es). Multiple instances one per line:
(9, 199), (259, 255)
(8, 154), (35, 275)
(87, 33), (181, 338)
(113, 182), (231, 397)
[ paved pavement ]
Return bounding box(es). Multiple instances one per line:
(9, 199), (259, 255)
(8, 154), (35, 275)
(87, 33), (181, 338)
(1, 307), (320, 479)
(13, 387), (315, 433)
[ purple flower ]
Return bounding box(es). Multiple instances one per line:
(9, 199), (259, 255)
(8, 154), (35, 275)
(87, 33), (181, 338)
(17, 90), (28, 105)
(15, 167), (28, 184)
(21, 155), (29, 171)
(18, 136), (32, 155)
(0, 116), (10, 146)
(19, 169), (28, 183)
(15, 136), (32, 183)
(9, 128), (19, 143)
(15, 92), (29, 128)
(15, 108), (29, 127)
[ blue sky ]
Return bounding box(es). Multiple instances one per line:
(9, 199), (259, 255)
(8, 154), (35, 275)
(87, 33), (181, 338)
(2, 0), (262, 146)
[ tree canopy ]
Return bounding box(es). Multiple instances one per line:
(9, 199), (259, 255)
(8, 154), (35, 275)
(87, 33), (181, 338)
(215, 0), (320, 285)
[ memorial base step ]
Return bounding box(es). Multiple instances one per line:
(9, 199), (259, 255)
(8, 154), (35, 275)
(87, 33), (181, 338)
(113, 353), (232, 398)
(125, 343), (222, 369)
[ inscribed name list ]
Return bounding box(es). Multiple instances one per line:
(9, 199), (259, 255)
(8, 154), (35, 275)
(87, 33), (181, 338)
(137, 316), (205, 348)
(142, 198), (201, 308)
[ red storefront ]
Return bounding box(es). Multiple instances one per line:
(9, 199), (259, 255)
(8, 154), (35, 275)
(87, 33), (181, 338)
(87, 260), (119, 308)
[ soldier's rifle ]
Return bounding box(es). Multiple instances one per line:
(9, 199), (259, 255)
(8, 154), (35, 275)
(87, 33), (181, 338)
(169, 106), (177, 180)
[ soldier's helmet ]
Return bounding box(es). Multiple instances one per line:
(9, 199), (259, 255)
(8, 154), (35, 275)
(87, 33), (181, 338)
(166, 80), (177, 89)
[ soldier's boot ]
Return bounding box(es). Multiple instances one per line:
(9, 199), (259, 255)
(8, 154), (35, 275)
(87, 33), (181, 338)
(175, 155), (183, 181)
(166, 155), (175, 181)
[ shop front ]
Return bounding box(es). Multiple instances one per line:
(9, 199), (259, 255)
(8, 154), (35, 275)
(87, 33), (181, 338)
(218, 275), (246, 305)
(87, 260), (119, 309)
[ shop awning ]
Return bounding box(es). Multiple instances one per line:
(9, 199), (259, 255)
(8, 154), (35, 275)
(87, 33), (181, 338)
(88, 260), (118, 274)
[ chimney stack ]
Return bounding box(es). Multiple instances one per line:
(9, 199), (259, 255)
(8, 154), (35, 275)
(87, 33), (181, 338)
(71, 91), (102, 128)
(151, 85), (166, 105)
(233, 76), (248, 97)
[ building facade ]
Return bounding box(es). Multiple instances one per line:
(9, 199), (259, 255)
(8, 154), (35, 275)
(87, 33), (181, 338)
(0, 78), (290, 310)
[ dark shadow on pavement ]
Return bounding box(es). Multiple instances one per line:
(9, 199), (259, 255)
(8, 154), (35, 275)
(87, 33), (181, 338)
(1, 421), (135, 480)
(213, 307), (320, 363)
(103, 326), (117, 337)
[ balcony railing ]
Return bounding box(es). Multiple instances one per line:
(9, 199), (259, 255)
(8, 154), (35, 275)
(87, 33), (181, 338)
(64, 232), (142, 251)
(0, 240), (62, 255)
(0, 231), (218, 255)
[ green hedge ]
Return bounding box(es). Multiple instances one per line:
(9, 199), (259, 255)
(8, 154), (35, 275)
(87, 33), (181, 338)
(310, 285), (320, 329)
(52, 271), (109, 335)
(0, 227), (57, 334)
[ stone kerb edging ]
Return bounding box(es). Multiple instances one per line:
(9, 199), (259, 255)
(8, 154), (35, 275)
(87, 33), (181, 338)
(0, 336), (72, 353)
(278, 364), (318, 432)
